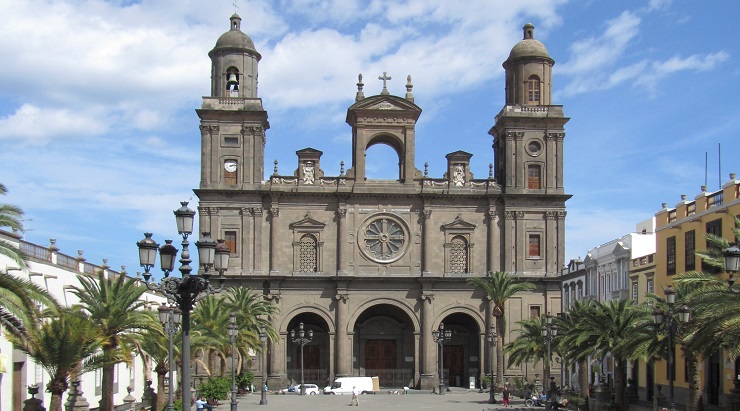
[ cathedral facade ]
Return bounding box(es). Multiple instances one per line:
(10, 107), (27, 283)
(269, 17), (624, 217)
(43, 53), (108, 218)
(195, 16), (569, 390)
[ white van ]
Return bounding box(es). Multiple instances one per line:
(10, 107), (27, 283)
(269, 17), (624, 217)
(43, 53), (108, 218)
(323, 376), (379, 395)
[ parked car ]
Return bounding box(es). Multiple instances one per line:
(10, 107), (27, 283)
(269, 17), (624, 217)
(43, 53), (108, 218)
(281, 384), (320, 395)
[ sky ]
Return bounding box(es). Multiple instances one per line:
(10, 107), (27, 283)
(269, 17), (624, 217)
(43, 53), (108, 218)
(1, 0), (738, 277)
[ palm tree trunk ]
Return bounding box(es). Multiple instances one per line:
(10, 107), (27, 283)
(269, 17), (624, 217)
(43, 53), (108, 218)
(686, 350), (701, 411)
(156, 365), (167, 411)
(49, 392), (63, 411)
(100, 363), (114, 411)
(613, 358), (626, 411)
(496, 315), (505, 385)
(579, 360), (590, 411)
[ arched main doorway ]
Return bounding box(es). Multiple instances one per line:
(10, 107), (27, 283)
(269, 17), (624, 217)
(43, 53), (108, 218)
(438, 312), (483, 388)
(285, 313), (331, 387)
(354, 304), (415, 388)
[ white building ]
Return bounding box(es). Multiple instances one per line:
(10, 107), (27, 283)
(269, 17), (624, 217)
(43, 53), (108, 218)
(583, 218), (655, 302)
(0, 229), (165, 411)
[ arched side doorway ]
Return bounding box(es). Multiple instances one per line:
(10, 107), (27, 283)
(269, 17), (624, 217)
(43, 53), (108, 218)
(354, 304), (415, 388)
(438, 312), (483, 388)
(285, 313), (331, 388)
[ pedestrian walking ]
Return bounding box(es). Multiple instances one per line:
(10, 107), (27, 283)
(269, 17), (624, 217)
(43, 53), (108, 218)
(502, 384), (510, 407)
(350, 386), (360, 406)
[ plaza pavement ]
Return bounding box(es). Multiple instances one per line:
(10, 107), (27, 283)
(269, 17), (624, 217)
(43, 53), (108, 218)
(230, 388), (529, 411)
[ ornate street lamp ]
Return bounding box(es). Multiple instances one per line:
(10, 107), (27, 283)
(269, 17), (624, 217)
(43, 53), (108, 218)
(723, 244), (740, 292)
(137, 202), (226, 410)
(432, 322), (453, 395)
(259, 325), (268, 405)
(290, 322), (313, 395)
(652, 285), (690, 411)
(541, 315), (558, 409)
(486, 327), (498, 404)
(158, 305), (181, 411)
(227, 313), (238, 411)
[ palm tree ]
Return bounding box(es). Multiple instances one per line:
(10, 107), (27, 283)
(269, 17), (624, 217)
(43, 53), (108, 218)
(0, 183), (27, 270)
(558, 299), (647, 411)
(69, 271), (158, 411)
(138, 325), (178, 411)
(0, 272), (59, 342)
(505, 316), (550, 380)
(223, 287), (279, 363)
(468, 271), (536, 385)
(191, 296), (231, 376)
(9, 309), (105, 411)
(556, 300), (594, 402)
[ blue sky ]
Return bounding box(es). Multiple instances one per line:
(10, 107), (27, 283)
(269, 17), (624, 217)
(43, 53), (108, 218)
(1, 0), (738, 278)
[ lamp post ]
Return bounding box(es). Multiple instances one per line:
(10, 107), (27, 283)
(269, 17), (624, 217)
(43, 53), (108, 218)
(158, 305), (181, 411)
(541, 315), (557, 410)
(259, 325), (268, 405)
(227, 313), (238, 411)
(486, 327), (498, 404)
(137, 202), (227, 410)
(432, 322), (453, 395)
(652, 285), (690, 411)
(290, 322), (313, 395)
(541, 315), (558, 384)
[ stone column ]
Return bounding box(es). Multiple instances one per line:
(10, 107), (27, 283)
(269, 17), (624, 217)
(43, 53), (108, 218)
(422, 209), (432, 275)
(514, 132), (524, 188)
(337, 208), (347, 275)
(269, 206), (279, 274)
(503, 211), (516, 273)
(199, 125), (211, 186)
(252, 208), (263, 274)
(419, 292), (436, 389)
(240, 208), (251, 272)
(335, 292), (350, 377)
(555, 133), (565, 190)
(545, 211), (557, 274)
(545, 132), (556, 191)
(505, 132), (515, 188)
(487, 209), (499, 273)
(557, 212), (566, 273)
(209, 125), (220, 183)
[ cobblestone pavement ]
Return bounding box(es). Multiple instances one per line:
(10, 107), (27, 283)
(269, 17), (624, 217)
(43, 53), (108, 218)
(230, 389), (533, 411)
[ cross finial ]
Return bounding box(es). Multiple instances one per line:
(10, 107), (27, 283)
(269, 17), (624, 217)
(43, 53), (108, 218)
(378, 72), (392, 95)
(232, 1), (239, 12)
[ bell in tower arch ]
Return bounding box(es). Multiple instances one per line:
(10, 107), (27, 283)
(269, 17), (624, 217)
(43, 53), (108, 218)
(226, 70), (240, 96)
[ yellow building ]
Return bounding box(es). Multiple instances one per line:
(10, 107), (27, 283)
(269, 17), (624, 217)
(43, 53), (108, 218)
(649, 173), (740, 408)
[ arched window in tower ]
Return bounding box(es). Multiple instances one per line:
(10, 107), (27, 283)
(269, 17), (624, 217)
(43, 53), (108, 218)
(449, 236), (468, 273)
(527, 75), (540, 104)
(527, 164), (541, 189)
(226, 67), (240, 97)
(298, 234), (318, 272)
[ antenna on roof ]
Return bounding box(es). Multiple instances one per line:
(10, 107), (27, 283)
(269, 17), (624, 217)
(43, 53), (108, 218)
(704, 151), (708, 188)
(718, 143), (721, 190)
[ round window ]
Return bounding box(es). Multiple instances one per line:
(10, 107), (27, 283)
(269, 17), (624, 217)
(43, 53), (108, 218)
(527, 140), (542, 155)
(359, 213), (409, 263)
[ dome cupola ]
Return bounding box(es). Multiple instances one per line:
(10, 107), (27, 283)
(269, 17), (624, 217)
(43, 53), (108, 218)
(502, 24), (554, 106)
(208, 14), (261, 98)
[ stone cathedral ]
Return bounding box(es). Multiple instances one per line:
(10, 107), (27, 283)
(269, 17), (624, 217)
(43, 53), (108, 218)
(195, 15), (568, 390)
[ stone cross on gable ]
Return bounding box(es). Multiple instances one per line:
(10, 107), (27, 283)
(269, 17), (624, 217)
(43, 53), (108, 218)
(378, 72), (392, 95)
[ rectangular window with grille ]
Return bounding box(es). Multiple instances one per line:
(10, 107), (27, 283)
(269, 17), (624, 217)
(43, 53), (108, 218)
(632, 282), (638, 300)
(224, 230), (237, 255)
(528, 234), (541, 257)
(527, 80), (540, 103)
(685, 230), (695, 271)
(667, 236), (676, 275)
(529, 305), (541, 319)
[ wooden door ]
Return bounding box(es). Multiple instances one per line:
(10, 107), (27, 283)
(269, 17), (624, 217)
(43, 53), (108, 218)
(443, 345), (464, 387)
(365, 339), (396, 386)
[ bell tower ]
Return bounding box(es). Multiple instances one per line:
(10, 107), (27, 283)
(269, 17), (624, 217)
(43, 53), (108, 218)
(490, 23), (567, 195)
(197, 14), (269, 190)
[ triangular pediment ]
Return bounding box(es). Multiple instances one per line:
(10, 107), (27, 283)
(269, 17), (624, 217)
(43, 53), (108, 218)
(348, 95), (421, 113)
(441, 215), (477, 231)
(289, 214), (325, 230)
(613, 242), (630, 256)
(583, 254), (596, 266)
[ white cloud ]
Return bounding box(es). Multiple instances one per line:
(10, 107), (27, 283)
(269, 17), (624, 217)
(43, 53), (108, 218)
(0, 104), (108, 143)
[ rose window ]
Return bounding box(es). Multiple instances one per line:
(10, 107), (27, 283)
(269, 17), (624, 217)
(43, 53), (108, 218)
(360, 215), (408, 263)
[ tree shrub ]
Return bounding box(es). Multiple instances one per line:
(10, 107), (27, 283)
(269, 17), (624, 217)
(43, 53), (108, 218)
(198, 376), (231, 401)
